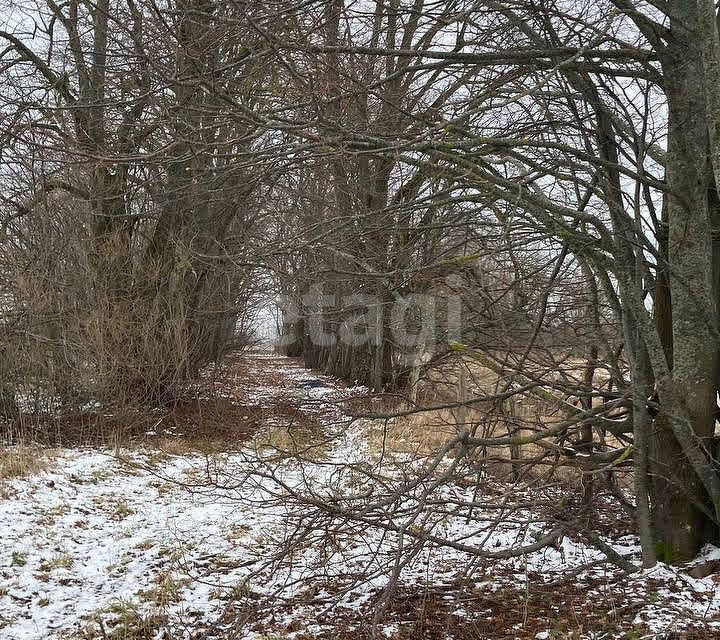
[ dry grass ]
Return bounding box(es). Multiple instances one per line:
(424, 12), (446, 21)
(365, 414), (458, 459)
(360, 354), (613, 483)
(4, 396), (262, 453)
(255, 423), (332, 461)
(0, 444), (54, 479)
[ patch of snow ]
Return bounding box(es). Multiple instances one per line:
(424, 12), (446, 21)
(2, 355), (720, 639)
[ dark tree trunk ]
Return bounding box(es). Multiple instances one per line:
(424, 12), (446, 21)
(650, 7), (720, 560)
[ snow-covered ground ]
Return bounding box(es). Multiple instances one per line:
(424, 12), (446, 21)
(1, 354), (720, 639)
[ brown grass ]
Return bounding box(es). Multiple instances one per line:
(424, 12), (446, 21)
(357, 354), (618, 485)
(4, 397), (261, 452)
(0, 444), (54, 479)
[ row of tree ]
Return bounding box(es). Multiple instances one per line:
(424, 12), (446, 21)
(1, 0), (274, 405)
(3, 0), (720, 564)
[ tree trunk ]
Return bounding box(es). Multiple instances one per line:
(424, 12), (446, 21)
(652, 9), (720, 560)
